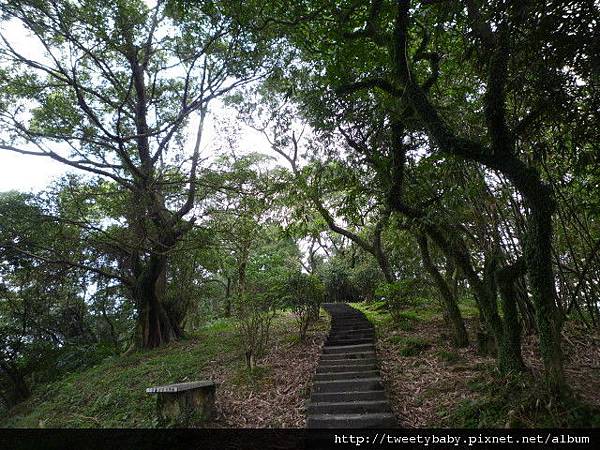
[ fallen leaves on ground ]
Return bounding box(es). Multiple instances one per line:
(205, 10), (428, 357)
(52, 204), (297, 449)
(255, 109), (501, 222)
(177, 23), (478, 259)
(201, 314), (328, 428)
(377, 317), (600, 427)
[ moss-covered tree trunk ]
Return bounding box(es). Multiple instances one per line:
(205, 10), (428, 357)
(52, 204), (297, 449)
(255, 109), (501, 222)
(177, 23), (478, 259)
(224, 276), (232, 317)
(0, 361), (30, 405)
(425, 225), (526, 374)
(524, 194), (565, 393)
(133, 253), (182, 349)
(387, 0), (565, 393)
(416, 233), (469, 347)
(496, 259), (527, 373)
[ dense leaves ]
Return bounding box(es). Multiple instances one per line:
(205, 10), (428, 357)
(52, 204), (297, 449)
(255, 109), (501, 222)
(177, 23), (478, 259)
(0, 0), (597, 421)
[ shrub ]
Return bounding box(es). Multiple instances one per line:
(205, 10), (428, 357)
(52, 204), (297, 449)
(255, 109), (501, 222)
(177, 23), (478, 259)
(281, 273), (324, 341)
(233, 293), (275, 370)
(398, 337), (431, 357)
(375, 279), (427, 323)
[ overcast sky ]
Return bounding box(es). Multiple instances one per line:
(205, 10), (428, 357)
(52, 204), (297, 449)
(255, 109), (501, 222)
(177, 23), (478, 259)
(0, 7), (272, 194)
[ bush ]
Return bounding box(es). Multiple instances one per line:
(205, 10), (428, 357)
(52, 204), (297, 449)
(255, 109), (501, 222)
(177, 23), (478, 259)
(444, 372), (600, 428)
(375, 279), (428, 323)
(233, 293), (275, 370)
(393, 336), (431, 357)
(281, 273), (324, 341)
(319, 262), (360, 303)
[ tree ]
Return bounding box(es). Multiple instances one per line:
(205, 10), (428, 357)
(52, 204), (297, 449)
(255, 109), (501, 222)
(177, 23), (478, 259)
(232, 94), (397, 283)
(0, 191), (100, 405)
(241, 0), (596, 395)
(0, 0), (271, 348)
(281, 272), (324, 341)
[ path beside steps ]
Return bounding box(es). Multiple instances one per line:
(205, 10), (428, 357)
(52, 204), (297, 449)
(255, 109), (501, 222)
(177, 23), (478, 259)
(306, 303), (396, 428)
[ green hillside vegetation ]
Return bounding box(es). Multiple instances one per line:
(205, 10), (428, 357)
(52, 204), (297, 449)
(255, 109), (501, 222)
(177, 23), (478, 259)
(353, 301), (600, 428)
(3, 312), (325, 428)
(0, 0), (598, 432)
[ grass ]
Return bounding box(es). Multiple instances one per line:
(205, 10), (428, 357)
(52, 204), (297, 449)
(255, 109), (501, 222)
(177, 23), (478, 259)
(231, 366), (272, 388)
(458, 297), (479, 319)
(396, 336), (432, 357)
(442, 371), (600, 428)
(0, 312), (296, 428)
(435, 349), (462, 364)
(351, 300), (441, 330)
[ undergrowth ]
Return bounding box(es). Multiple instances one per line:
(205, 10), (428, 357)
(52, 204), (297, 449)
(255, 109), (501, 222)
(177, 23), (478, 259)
(442, 371), (600, 428)
(0, 312), (298, 428)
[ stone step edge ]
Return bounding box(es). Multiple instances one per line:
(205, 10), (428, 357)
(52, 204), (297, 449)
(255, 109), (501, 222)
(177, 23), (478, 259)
(314, 370), (379, 377)
(307, 412), (396, 420)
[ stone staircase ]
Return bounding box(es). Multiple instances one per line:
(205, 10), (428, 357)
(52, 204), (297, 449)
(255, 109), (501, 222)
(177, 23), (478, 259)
(306, 303), (396, 428)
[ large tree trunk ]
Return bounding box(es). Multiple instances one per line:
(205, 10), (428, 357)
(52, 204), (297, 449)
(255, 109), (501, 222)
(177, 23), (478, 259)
(524, 195), (565, 393)
(134, 255), (181, 349)
(416, 234), (469, 347)
(425, 225), (526, 374)
(374, 239), (395, 283)
(496, 259), (527, 373)
(224, 276), (232, 317)
(0, 362), (30, 406)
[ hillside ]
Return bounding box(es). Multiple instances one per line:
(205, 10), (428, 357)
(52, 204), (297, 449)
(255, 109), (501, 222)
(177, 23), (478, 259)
(3, 299), (598, 429)
(1, 312), (328, 428)
(353, 301), (600, 428)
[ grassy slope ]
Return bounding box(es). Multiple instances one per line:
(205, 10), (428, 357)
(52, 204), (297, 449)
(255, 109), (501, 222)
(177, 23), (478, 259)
(351, 299), (600, 428)
(1, 312), (306, 428)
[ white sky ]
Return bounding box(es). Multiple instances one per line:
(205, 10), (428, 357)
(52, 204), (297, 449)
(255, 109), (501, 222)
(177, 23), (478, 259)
(0, 13), (272, 193)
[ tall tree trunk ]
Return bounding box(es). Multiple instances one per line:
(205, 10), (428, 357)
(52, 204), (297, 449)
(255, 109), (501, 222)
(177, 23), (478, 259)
(224, 276), (232, 317)
(374, 237), (395, 283)
(416, 233), (469, 347)
(425, 225), (526, 374)
(525, 196), (565, 393)
(496, 259), (527, 373)
(134, 255), (181, 349)
(0, 362), (30, 405)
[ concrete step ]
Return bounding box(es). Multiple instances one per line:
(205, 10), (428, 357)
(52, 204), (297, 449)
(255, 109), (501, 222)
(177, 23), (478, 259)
(326, 338), (374, 347)
(329, 327), (375, 335)
(328, 333), (373, 340)
(325, 336), (375, 347)
(322, 343), (375, 354)
(307, 412), (396, 428)
(328, 334), (375, 342)
(310, 390), (387, 403)
(309, 303), (395, 430)
(312, 377), (383, 393)
(313, 370), (379, 381)
(333, 312), (367, 320)
(319, 361), (379, 371)
(331, 319), (372, 324)
(308, 400), (392, 415)
(316, 363), (378, 373)
(320, 351), (376, 361)
(331, 319), (370, 325)
(330, 325), (374, 332)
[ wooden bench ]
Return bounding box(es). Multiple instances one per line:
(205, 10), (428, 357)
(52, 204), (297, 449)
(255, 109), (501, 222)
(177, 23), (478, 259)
(146, 381), (216, 425)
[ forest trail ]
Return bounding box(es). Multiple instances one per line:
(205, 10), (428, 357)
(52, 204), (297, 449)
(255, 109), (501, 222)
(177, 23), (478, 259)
(306, 303), (396, 428)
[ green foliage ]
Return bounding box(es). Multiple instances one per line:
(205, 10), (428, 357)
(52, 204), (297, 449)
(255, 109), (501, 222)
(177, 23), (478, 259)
(350, 301), (394, 331)
(0, 316), (243, 427)
(231, 366), (272, 389)
(435, 350), (461, 364)
(233, 293), (276, 370)
(375, 279), (431, 323)
(0, 0), (598, 427)
(443, 372), (600, 428)
(280, 272), (324, 340)
(318, 258), (361, 303)
(394, 336), (432, 357)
